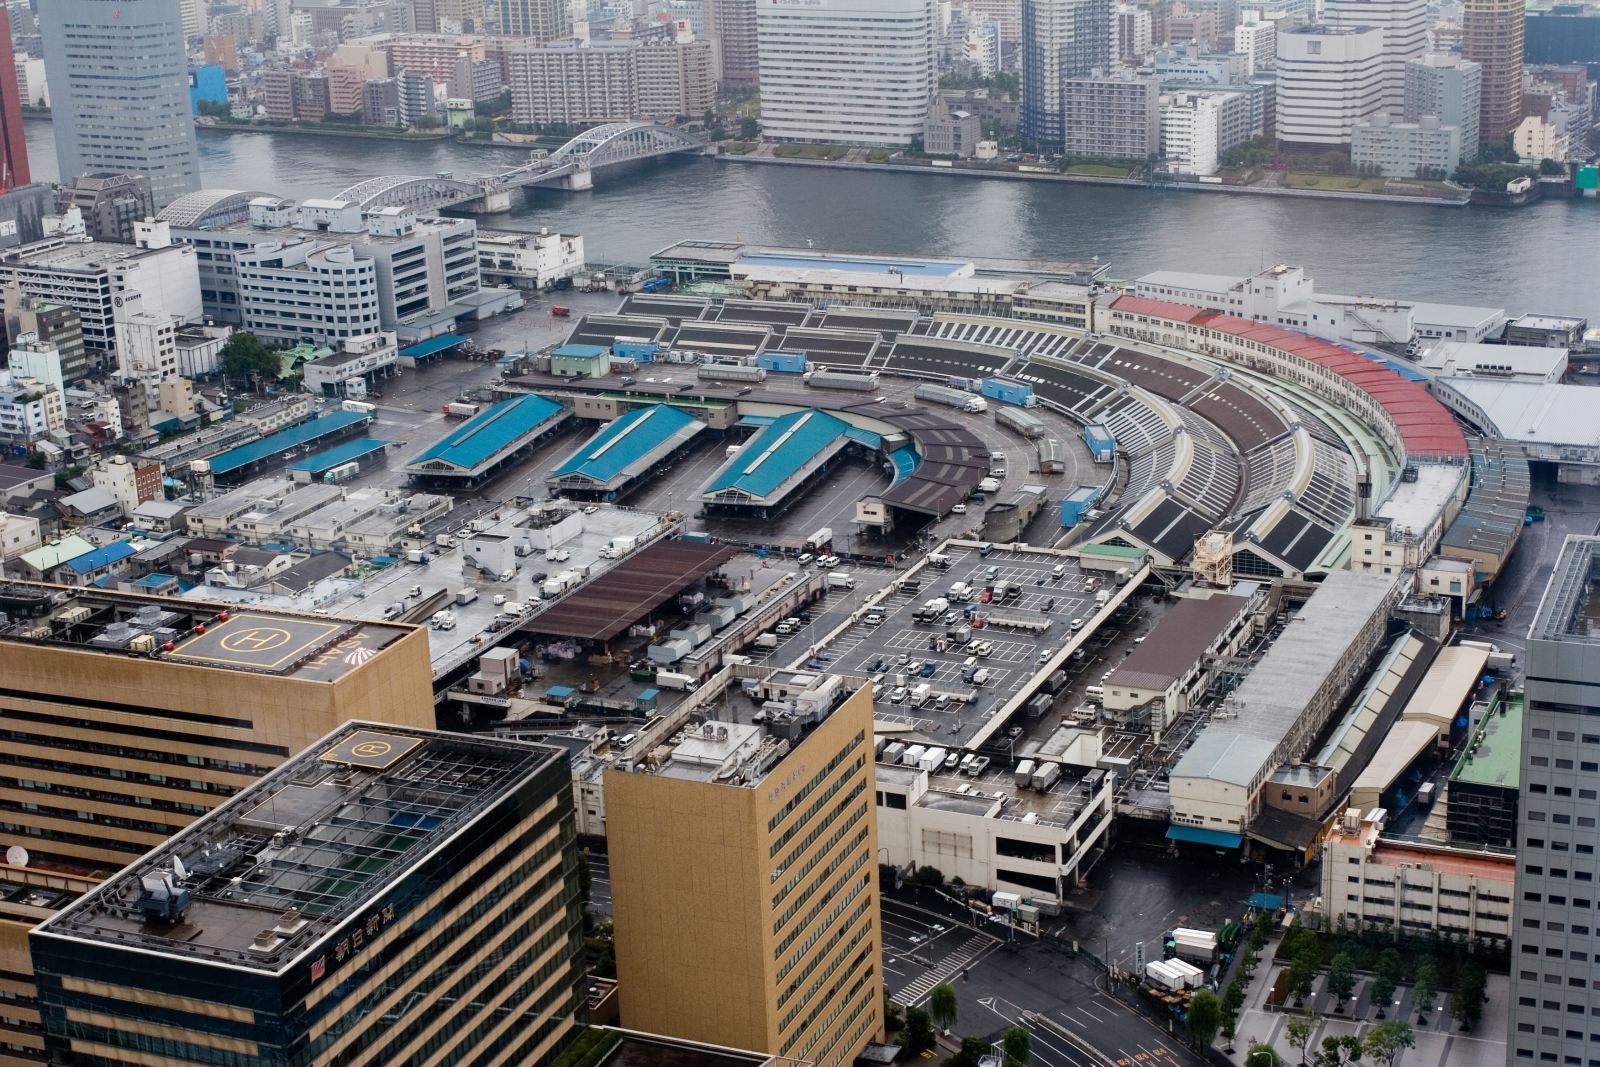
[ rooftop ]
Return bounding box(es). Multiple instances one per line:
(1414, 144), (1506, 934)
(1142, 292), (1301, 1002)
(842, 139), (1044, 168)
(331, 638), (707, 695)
(285, 437), (392, 475)
(34, 724), (560, 971)
(524, 540), (738, 642)
(407, 394), (565, 474)
(1531, 536), (1600, 645)
(1439, 378), (1600, 448)
(1106, 592), (1248, 691)
(549, 404), (706, 489)
(702, 408), (851, 502)
(1418, 341), (1568, 378)
(0, 582), (412, 681)
(2, 237), (177, 271)
(1514, 314), (1586, 330)
(206, 410), (373, 476)
(1451, 692), (1522, 789)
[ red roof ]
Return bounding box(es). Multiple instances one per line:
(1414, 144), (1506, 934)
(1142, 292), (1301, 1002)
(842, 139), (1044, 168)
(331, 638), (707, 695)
(1110, 296), (1467, 459)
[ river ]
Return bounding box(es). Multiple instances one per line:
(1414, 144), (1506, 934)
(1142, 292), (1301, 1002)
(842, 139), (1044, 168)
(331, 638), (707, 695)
(24, 118), (1600, 320)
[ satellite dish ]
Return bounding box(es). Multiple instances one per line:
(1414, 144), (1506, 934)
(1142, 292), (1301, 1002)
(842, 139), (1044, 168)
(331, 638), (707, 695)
(6, 845), (29, 867)
(173, 855), (189, 880)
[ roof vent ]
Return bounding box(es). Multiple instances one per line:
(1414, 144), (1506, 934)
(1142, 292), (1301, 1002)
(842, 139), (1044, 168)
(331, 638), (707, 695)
(273, 909), (309, 936)
(248, 930), (285, 955)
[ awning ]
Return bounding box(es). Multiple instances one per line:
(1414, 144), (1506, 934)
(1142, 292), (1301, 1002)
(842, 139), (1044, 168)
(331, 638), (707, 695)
(1166, 825), (1244, 849)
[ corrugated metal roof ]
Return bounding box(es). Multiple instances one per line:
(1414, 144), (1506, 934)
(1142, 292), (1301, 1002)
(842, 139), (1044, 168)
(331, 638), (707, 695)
(524, 540), (738, 642)
(549, 405), (705, 486)
(207, 411), (372, 475)
(398, 334), (465, 358)
(407, 395), (563, 474)
(64, 541), (136, 574)
(1106, 593), (1248, 691)
(287, 437), (391, 474)
(703, 409), (850, 501)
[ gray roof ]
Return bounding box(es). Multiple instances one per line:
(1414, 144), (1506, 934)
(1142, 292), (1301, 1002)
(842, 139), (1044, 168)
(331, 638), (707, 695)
(1106, 593), (1248, 691)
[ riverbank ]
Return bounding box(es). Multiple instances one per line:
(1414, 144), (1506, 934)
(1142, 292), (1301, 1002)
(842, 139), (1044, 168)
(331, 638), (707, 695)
(719, 148), (1474, 208)
(195, 121), (451, 143)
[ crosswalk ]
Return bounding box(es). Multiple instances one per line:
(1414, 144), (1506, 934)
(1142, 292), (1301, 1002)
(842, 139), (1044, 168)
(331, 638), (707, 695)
(894, 933), (998, 1006)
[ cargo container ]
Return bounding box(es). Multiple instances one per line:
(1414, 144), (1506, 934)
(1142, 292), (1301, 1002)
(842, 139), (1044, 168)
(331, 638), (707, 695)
(613, 341), (661, 362)
(902, 744), (927, 767)
(655, 670), (698, 691)
(996, 406), (1047, 439)
(1014, 759), (1037, 787)
(1169, 928), (1219, 964)
(1083, 424), (1116, 463)
(756, 351), (809, 374)
(1044, 670), (1068, 694)
(915, 383), (987, 413)
(882, 741), (907, 764)
(979, 377), (1038, 407)
(696, 362), (767, 382)
(754, 632), (779, 649)
(1027, 694), (1054, 719)
(341, 399), (376, 414)
(647, 638), (692, 664)
(444, 401), (481, 418)
(456, 587), (478, 605)
(1030, 761), (1061, 791)
(323, 461), (360, 484)
(917, 744), (943, 770)
(1060, 485), (1103, 526)
(991, 891), (1023, 912)
(804, 369), (880, 392)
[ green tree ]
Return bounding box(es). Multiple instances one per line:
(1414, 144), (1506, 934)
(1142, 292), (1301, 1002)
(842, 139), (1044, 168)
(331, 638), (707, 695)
(900, 1006), (935, 1054)
(883, 992), (903, 1031)
(1327, 952), (1356, 1011)
(414, 112), (440, 130)
(1186, 987), (1222, 1049)
(1539, 158), (1565, 175)
(1288, 939), (1319, 1006)
(1371, 949), (1402, 1018)
(954, 1036), (994, 1067)
(1001, 1024), (1033, 1067)
(1286, 1013), (1320, 1066)
(1246, 1042), (1285, 1067)
(928, 982), (959, 1034)
(1412, 960), (1438, 1024)
(1452, 962), (1487, 1031)
(912, 864), (944, 889)
(1311, 1034), (1364, 1067)
(739, 115), (759, 140)
(220, 332), (279, 387)
(1363, 1020), (1415, 1067)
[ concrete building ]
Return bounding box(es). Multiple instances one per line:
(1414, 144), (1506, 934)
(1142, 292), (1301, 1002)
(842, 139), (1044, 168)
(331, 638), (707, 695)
(1320, 808), (1514, 941)
(1021, 0), (1113, 145)
(397, 69), (440, 127)
(478, 228), (587, 290)
(1062, 74), (1161, 159)
(636, 35), (718, 120)
(5, 333), (67, 394)
(1505, 314), (1587, 350)
(1350, 114), (1461, 177)
(1513, 113), (1572, 161)
(1234, 13), (1277, 76)
(38, 0), (202, 208)
(925, 97), (985, 156)
(88, 455), (162, 517)
(605, 677), (883, 1067)
(714, 0), (762, 87)
(0, 370), (61, 442)
(1508, 537), (1600, 1065)
(1102, 591), (1255, 736)
(1324, 0), (1428, 114)
(1160, 90), (1228, 174)
(364, 77), (403, 125)
(57, 174), (156, 245)
(1461, 0), (1525, 142)
(508, 42), (639, 125)
(758, 0), (939, 146)
(491, 0), (574, 40)
(1275, 25), (1385, 147)
(30, 723), (586, 1067)
(1418, 340), (1569, 383)
(1404, 53), (1482, 162)
(1117, 3), (1155, 63)
(0, 509), (42, 563)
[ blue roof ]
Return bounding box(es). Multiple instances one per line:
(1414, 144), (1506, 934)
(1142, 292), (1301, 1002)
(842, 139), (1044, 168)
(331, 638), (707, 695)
(553, 343), (609, 360)
(844, 427), (882, 448)
(739, 253), (963, 277)
(1165, 825), (1244, 849)
(408, 395), (563, 473)
(133, 573), (175, 588)
(287, 437), (392, 475)
(63, 541), (136, 574)
(207, 411), (372, 475)
(399, 334), (465, 358)
(705, 409), (850, 500)
(550, 405), (702, 483)
(888, 447), (919, 483)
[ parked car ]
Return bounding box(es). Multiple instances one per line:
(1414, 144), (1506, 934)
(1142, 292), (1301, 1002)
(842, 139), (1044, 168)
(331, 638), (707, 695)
(889, 686), (908, 704)
(951, 503), (967, 514)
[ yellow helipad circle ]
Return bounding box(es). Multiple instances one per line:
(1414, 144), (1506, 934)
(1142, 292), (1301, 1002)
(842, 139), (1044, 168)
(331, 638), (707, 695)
(351, 741), (394, 759)
(218, 626), (293, 653)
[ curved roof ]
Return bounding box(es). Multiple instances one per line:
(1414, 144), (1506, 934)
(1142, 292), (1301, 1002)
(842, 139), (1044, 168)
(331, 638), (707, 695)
(158, 189), (272, 229)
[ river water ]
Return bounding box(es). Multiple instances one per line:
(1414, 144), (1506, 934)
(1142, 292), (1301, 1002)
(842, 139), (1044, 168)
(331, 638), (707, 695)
(24, 118), (1600, 320)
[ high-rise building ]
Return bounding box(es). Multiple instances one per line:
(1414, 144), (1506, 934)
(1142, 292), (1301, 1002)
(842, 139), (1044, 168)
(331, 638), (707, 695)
(1275, 24), (1385, 147)
(1507, 536), (1600, 1067)
(1462, 0), (1525, 142)
(1404, 53), (1481, 162)
(1021, 0), (1113, 145)
(31, 722), (586, 1067)
(606, 679), (883, 1067)
(757, 0), (938, 146)
(179, 0), (207, 38)
(491, 0), (574, 41)
(1234, 13), (1277, 76)
(0, 7), (30, 191)
(38, 0), (202, 209)
(1161, 90), (1227, 173)
(4, 293), (91, 383)
(714, 0), (761, 86)
(1115, 3), (1154, 63)
(1324, 0), (1427, 115)
(1062, 73), (1161, 159)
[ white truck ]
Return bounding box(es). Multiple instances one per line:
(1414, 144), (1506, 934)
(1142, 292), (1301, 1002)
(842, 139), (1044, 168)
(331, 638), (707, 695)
(655, 670), (698, 691)
(805, 527), (834, 552)
(456, 587), (478, 605)
(977, 477), (1001, 494)
(826, 571), (856, 590)
(910, 683), (932, 708)
(754, 632), (779, 649)
(948, 582), (973, 602)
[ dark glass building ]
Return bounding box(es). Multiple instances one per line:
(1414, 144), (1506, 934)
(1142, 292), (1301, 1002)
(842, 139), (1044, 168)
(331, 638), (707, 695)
(30, 723), (586, 1067)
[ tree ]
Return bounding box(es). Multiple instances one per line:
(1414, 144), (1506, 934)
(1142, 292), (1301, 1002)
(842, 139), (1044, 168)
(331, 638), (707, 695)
(1288, 939), (1319, 1006)
(1311, 1034), (1364, 1067)
(1186, 987), (1222, 1049)
(1246, 1042), (1286, 1067)
(928, 982), (959, 1034)
(1001, 1024), (1033, 1067)
(1222, 978), (1246, 1048)
(1411, 960), (1438, 1025)
(1371, 949), (1402, 1018)
(900, 1006), (934, 1054)
(220, 332), (279, 387)
(413, 112), (440, 130)
(883, 992), (903, 1031)
(1327, 952), (1356, 1011)
(1452, 962), (1487, 1031)
(1286, 1013), (1320, 1066)
(739, 115), (759, 140)
(954, 1036), (994, 1067)
(1539, 158), (1564, 175)
(1363, 1020), (1416, 1067)
(911, 864), (944, 889)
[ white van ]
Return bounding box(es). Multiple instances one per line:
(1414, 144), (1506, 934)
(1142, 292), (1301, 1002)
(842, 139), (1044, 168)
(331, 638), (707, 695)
(1052, 564), (1066, 580)
(972, 668), (990, 686)
(864, 612), (885, 626)
(1084, 685), (1105, 702)
(1070, 618), (1086, 632)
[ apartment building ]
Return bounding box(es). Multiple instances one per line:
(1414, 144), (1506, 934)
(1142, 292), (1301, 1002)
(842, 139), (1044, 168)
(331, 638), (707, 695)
(1351, 114), (1462, 177)
(1461, 0), (1524, 142)
(1062, 74), (1161, 160)
(1405, 53), (1481, 161)
(1021, 0), (1113, 144)
(509, 42), (638, 126)
(1161, 90), (1228, 174)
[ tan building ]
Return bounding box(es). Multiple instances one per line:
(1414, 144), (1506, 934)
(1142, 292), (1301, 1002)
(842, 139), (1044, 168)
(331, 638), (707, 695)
(606, 680), (883, 1067)
(0, 864), (97, 1065)
(637, 37), (718, 121)
(1460, 0), (1523, 142)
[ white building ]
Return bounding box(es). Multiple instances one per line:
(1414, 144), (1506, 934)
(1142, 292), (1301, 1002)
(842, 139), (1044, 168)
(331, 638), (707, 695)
(1160, 91), (1226, 175)
(6, 334), (66, 394)
(477, 229), (586, 290)
(1417, 340), (1568, 383)
(300, 333), (402, 395)
(0, 511), (43, 564)
(757, 0), (939, 146)
(0, 370), (62, 442)
(235, 241), (384, 347)
(1404, 54), (1481, 162)
(1275, 25), (1385, 147)
(1234, 14), (1276, 76)
(1320, 808), (1513, 941)
(1513, 114), (1571, 162)
(89, 455), (161, 517)
(1350, 114), (1461, 178)
(1323, 0), (1428, 114)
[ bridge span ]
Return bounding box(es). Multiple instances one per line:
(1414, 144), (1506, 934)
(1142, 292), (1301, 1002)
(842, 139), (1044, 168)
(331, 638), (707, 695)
(335, 122), (707, 214)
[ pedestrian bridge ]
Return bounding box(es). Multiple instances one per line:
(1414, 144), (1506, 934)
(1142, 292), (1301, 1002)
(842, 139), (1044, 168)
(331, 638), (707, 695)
(334, 122), (707, 214)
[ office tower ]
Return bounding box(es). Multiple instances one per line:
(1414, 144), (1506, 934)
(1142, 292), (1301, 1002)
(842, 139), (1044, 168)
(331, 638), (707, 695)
(1462, 0), (1525, 142)
(38, 0), (201, 209)
(1324, 0), (1427, 114)
(179, 0), (206, 37)
(0, 7), (28, 191)
(0, 582), (436, 871)
(31, 723), (586, 1067)
(758, 0), (938, 146)
(606, 682), (883, 1067)
(1275, 25), (1385, 146)
(1404, 53), (1481, 161)
(5, 294), (91, 383)
(1021, 0), (1113, 145)
(492, 0), (574, 40)
(1507, 536), (1600, 1067)
(714, 0), (760, 86)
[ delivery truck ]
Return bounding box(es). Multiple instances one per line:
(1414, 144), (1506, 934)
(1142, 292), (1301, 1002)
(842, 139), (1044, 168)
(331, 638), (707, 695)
(827, 571), (856, 590)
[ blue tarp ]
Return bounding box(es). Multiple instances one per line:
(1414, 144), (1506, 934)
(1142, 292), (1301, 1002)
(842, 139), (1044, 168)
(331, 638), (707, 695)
(1165, 825), (1244, 849)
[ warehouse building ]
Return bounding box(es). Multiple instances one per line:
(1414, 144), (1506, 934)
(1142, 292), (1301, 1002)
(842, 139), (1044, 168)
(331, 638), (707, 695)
(547, 404), (708, 501)
(700, 408), (856, 519)
(406, 394), (571, 488)
(1101, 590), (1256, 740)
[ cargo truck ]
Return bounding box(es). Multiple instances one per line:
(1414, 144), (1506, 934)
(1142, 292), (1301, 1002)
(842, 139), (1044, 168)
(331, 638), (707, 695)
(1014, 759), (1036, 787)
(804, 527), (834, 552)
(826, 571), (855, 590)
(655, 670), (699, 691)
(754, 632), (779, 649)
(341, 399), (376, 414)
(910, 683), (932, 708)
(323, 461), (360, 484)
(804, 370), (880, 392)
(444, 401), (481, 418)
(696, 362), (767, 382)
(1030, 761), (1062, 791)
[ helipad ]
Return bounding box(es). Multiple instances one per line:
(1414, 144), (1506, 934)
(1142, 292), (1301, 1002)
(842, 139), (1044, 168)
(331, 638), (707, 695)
(170, 613), (352, 672)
